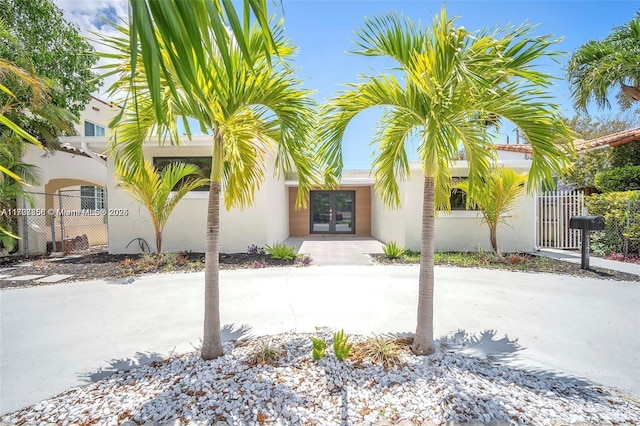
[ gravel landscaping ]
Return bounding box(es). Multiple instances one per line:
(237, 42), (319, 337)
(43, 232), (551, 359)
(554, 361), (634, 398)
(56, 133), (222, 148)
(1, 329), (639, 426)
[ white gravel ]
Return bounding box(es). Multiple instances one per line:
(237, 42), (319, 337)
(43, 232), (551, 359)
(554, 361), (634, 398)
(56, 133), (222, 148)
(1, 329), (638, 426)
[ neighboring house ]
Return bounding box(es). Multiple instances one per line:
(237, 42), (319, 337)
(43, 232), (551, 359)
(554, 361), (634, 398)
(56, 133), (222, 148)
(17, 96), (118, 255)
(48, 103), (637, 256)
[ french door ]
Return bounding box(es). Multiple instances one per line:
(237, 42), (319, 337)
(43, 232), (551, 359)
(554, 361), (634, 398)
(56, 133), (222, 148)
(310, 191), (355, 234)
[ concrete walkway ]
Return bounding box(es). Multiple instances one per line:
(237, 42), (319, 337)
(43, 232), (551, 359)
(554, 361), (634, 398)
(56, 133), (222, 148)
(1, 266), (638, 414)
(284, 236), (384, 265)
(538, 248), (640, 276)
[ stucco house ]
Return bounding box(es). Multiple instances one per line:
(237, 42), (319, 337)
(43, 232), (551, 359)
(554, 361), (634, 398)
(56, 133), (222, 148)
(23, 96), (640, 256)
(17, 97), (119, 255)
(42, 99), (540, 255)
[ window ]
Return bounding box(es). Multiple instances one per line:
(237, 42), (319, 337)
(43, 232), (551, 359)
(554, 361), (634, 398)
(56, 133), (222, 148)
(84, 121), (105, 136)
(153, 157), (211, 191)
(80, 186), (105, 210)
(450, 188), (472, 210)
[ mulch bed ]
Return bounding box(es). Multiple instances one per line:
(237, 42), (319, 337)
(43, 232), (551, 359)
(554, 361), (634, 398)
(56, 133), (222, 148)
(1, 251), (637, 290)
(370, 253), (639, 282)
(0, 251), (293, 290)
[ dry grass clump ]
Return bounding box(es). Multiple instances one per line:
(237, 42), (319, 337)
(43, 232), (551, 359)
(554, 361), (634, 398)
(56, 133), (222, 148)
(351, 336), (409, 369)
(247, 340), (286, 366)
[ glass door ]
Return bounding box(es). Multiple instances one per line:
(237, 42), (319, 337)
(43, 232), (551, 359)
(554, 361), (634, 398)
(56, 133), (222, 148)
(310, 191), (354, 234)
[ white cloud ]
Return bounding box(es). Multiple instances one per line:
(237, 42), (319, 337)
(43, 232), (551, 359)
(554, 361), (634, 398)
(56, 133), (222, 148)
(54, 0), (129, 100)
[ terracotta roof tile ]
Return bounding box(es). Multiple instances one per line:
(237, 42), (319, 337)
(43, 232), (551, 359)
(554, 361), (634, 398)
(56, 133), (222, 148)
(574, 126), (640, 151)
(494, 126), (640, 155)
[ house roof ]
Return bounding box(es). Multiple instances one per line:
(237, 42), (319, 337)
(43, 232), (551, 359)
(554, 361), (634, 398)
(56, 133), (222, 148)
(494, 126), (640, 155)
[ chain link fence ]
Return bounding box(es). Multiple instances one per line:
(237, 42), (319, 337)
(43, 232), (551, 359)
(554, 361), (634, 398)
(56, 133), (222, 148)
(8, 189), (108, 257)
(589, 195), (640, 256)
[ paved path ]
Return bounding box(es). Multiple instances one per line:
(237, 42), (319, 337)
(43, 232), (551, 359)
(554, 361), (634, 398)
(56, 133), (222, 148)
(1, 265), (638, 414)
(284, 236), (384, 265)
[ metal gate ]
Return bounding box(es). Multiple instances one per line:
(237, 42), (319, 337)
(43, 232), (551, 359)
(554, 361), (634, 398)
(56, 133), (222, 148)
(537, 190), (586, 249)
(15, 189), (108, 257)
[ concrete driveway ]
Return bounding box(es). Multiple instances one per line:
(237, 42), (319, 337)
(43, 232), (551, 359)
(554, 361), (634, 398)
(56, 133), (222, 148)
(1, 265), (639, 414)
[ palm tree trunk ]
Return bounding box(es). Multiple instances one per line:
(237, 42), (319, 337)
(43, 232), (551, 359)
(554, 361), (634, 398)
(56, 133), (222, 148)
(489, 224), (498, 255)
(202, 135), (224, 360)
(155, 229), (163, 254)
(412, 175), (436, 356)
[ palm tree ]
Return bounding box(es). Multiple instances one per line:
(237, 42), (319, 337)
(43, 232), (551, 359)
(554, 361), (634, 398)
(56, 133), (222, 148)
(116, 159), (210, 254)
(99, 16), (319, 360)
(455, 168), (529, 256)
(567, 13), (640, 111)
(124, 0), (276, 129)
(0, 54), (71, 240)
(319, 8), (574, 355)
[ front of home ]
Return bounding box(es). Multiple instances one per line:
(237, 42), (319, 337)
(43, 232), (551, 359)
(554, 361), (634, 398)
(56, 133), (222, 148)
(20, 99), (576, 256)
(62, 139), (537, 255)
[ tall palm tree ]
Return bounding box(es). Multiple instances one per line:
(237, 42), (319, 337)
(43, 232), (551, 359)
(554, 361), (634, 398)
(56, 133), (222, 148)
(116, 159), (210, 254)
(567, 13), (640, 111)
(455, 168), (529, 256)
(99, 17), (319, 360)
(319, 8), (574, 355)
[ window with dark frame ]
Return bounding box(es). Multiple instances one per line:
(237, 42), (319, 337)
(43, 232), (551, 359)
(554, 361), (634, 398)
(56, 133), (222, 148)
(152, 157), (212, 191)
(449, 187), (473, 210)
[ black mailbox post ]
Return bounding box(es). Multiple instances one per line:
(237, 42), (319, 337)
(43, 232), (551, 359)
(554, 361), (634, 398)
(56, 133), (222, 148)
(569, 216), (605, 269)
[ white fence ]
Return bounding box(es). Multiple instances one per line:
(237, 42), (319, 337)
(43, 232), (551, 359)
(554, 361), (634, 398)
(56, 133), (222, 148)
(537, 190), (586, 249)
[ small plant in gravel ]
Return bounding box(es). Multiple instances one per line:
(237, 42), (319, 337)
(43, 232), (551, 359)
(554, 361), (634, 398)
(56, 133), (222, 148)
(310, 336), (327, 360)
(264, 242), (296, 260)
(247, 244), (264, 255)
(296, 254), (313, 266)
(351, 336), (402, 369)
(383, 241), (405, 260)
(250, 340), (285, 365)
(333, 329), (353, 362)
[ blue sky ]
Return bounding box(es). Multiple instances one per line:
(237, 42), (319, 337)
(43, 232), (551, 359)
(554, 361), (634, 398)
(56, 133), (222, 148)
(57, 0), (638, 169)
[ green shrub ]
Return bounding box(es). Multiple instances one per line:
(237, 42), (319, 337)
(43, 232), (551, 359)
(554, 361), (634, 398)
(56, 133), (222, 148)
(594, 165), (640, 193)
(586, 191), (640, 255)
(310, 336), (327, 360)
(333, 329), (353, 362)
(263, 242), (296, 260)
(383, 241), (405, 260)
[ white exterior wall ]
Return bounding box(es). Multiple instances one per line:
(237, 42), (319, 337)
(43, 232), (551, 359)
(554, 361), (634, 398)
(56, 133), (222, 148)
(74, 97), (119, 136)
(106, 140), (288, 254)
(22, 146), (107, 193)
(371, 160), (537, 253)
(371, 186), (407, 248)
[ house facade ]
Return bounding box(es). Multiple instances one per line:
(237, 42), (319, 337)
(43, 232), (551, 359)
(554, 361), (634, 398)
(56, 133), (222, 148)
(39, 99), (552, 255)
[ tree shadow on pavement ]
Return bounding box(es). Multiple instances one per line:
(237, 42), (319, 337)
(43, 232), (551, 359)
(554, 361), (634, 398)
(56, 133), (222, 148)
(80, 323), (253, 383)
(79, 351), (165, 383)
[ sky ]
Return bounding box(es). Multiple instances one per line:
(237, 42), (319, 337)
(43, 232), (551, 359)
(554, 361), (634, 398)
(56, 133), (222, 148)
(55, 0), (638, 169)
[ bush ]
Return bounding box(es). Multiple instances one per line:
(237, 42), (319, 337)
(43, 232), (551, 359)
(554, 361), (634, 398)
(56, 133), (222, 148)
(310, 336), (327, 360)
(383, 241), (405, 260)
(264, 242), (296, 260)
(586, 191), (640, 255)
(594, 165), (640, 193)
(333, 329), (352, 362)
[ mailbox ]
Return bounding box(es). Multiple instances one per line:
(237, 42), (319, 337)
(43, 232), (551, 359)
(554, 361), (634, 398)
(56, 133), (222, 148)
(569, 215), (605, 270)
(569, 216), (605, 231)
